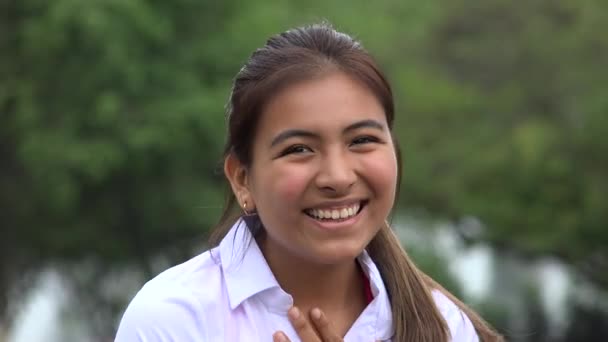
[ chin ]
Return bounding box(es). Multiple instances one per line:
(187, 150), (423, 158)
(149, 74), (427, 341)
(307, 244), (366, 266)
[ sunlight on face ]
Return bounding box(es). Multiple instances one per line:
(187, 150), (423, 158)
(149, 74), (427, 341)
(249, 71), (398, 265)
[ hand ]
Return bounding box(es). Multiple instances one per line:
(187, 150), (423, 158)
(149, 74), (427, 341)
(273, 306), (343, 342)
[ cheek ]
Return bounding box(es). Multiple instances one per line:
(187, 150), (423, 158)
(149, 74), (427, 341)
(264, 165), (312, 205)
(361, 152), (398, 197)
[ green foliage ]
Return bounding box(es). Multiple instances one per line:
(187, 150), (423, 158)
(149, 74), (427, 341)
(397, 0), (608, 288)
(3, 0), (236, 263)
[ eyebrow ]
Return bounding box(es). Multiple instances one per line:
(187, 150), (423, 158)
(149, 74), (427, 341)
(269, 119), (386, 147)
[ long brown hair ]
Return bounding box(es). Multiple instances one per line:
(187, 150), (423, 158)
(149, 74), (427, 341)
(209, 23), (503, 342)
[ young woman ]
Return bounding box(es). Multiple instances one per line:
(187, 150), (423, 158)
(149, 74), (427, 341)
(115, 23), (503, 342)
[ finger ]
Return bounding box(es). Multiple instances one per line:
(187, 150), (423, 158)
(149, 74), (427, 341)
(288, 306), (320, 341)
(273, 331), (291, 342)
(310, 308), (343, 342)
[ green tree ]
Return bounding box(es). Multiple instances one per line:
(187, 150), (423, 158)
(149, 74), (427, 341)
(394, 0), (608, 288)
(1, 0), (239, 328)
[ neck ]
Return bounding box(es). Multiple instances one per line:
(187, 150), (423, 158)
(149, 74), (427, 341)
(258, 236), (366, 314)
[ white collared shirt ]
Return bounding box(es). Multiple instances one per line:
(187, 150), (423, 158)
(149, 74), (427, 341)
(115, 219), (479, 341)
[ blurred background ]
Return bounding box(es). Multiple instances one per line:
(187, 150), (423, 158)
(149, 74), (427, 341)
(1, 0), (607, 341)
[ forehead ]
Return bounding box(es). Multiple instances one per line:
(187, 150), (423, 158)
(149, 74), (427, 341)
(257, 72), (386, 137)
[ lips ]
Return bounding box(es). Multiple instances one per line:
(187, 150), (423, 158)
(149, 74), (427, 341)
(304, 201), (366, 221)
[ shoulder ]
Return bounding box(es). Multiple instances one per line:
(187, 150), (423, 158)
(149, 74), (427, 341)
(115, 249), (225, 342)
(432, 290), (479, 342)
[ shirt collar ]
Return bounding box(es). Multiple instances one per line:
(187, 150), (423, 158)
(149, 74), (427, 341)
(219, 218), (394, 339)
(220, 218), (283, 310)
(357, 250), (394, 340)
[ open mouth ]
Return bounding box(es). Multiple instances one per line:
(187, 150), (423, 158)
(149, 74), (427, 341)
(303, 201), (368, 222)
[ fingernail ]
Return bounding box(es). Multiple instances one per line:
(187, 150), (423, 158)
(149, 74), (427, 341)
(311, 307), (322, 320)
(274, 332), (288, 342)
(288, 307), (300, 320)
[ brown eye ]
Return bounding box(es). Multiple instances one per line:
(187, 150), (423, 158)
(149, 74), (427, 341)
(350, 135), (380, 146)
(280, 144), (313, 156)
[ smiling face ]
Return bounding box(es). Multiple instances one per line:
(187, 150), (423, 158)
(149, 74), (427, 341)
(226, 71), (398, 265)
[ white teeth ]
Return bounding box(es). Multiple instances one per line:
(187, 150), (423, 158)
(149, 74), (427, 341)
(340, 208), (349, 218)
(306, 203), (362, 221)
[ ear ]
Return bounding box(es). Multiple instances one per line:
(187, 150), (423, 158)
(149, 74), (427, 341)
(224, 153), (255, 211)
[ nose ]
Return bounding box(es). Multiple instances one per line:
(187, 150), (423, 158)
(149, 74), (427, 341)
(315, 149), (356, 195)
